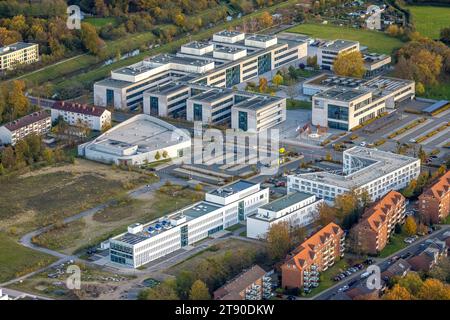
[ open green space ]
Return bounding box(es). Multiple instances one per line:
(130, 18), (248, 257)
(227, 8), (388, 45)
(378, 233), (408, 258)
(306, 258), (350, 296)
(0, 233), (57, 283)
(84, 17), (119, 28)
(32, 184), (203, 253)
(407, 5), (450, 39)
(287, 99), (312, 110)
(287, 23), (404, 54)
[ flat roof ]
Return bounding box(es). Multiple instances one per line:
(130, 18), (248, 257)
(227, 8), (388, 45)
(183, 41), (213, 49)
(209, 180), (256, 197)
(315, 87), (369, 102)
(214, 46), (246, 53)
(246, 34), (276, 42)
(190, 88), (234, 103)
(183, 201), (222, 218)
(423, 100), (449, 114)
(145, 82), (190, 96)
(234, 96), (283, 111)
(320, 39), (359, 51)
(260, 192), (314, 212)
(215, 30), (244, 37)
(147, 54), (213, 67)
(87, 114), (189, 155)
(292, 146), (419, 189)
(0, 42), (37, 56)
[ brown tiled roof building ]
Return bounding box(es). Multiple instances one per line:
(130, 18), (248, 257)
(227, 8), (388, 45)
(0, 111), (51, 146)
(213, 265), (271, 300)
(281, 222), (345, 289)
(419, 171), (450, 224)
(351, 190), (406, 255)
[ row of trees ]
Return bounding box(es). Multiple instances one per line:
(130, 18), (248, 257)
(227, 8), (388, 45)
(0, 80), (35, 124)
(140, 274), (210, 300)
(384, 271), (450, 300)
(0, 134), (69, 175)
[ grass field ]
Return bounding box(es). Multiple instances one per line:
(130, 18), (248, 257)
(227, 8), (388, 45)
(287, 24), (404, 54)
(0, 160), (157, 236)
(378, 233), (408, 258)
(32, 184), (203, 254)
(84, 17), (119, 28)
(0, 233), (57, 283)
(407, 5), (450, 39)
(287, 99), (312, 110)
(306, 258), (350, 297)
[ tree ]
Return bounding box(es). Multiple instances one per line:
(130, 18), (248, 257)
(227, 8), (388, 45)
(7, 80), (29, 119)
(417, 278), (450, 300)
(0, 146), (15, 169)
(418, 146), (427, 163)
(416, 82), (425, 95)
(324, 152), (332, 161)
(383, 284), (414, 300)
(0, 163), (4, 175)
(162, 150), (169, 158)
(194, 184), (203, 192)
(333, 51), (366, 78)
(403, 216), (417, 236)
(440, 27), (450, 44)
(316, 202), (337, 227)
(176, 270), (195, 299)
(266, 221), (291, 261)
(258, 77), (268, 93)
(43, 148), (54, 165)
(189, 280), (210, 300)
(147, 279), (179, 300)
(80, 22), (104, 56)
(258, 11), (273, 29)
(272, 74), (283, 87)
(306, 55), (318, 69)
(428, 257), (450, 283)
(155, 151), (161, 161)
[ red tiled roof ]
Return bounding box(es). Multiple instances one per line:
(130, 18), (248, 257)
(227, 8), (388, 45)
(214, 265), (267, 300)
(285, 222), (343, 271)
(52, 101), (107, 117)
(361, 190), (404, 232)
(422, 171), (450, 200)
(4, 111), (50, 132)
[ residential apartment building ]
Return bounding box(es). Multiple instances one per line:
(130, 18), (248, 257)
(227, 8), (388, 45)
(213, 265), (271, 300)
(281, 223), (345, 290)
(247, 192), (323, 239)
(0, 111), (51, 146)
(0, 42), (39, 71)
(109, 180), (269, 268)
(351, 190), (406, 254)
(51, 102), (111, 131)
(94, 30), (307, 111)
(288, 147), (420, 203)
(303, 74), (415, 131)
(419, 171), (450, 224)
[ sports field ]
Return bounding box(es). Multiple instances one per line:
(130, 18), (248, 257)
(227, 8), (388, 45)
(287, 23), (404, 54)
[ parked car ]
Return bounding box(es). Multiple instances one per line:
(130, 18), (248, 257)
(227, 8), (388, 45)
(287, 295), (296, 301)
(401, 252), (412, 259)
(364, 258), (374, 265)
(338, 285), (349, 292)
(360, 142), (367, 147)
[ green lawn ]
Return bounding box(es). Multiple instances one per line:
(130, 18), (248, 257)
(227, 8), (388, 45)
(84, 17), (119, 28)
(0, 233), (57, 283)
(306, 258), (350, 296)
(287, 99), (312, 110)
(287, 24), (404, 54)
(407, 5), (450, 39)
(378, 233), (408, 258)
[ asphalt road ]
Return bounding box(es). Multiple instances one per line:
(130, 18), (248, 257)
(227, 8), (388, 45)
(314, 225), (450, 300)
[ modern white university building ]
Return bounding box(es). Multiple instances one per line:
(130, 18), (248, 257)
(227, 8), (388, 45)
(247, 192), (324, 240)
(109, 180), (269, 268)
(94, 30), (307, 111)
(287, 147), (420, 203)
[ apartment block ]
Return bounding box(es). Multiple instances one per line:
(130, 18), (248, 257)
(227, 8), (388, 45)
(351, 190), (406, 255)
(419, 171), (450, 224)
(0, 111), (51, 146)
(304, 74), (415, 131)
(281, 223), (345, 290)
(109, 180), (269, 268)
(213, 265), (272, 300)
(247, 192), (323, 239)
(0, 42), (39, 71)
(288, 147), (420, 203)
(51, 102), (111, 131)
